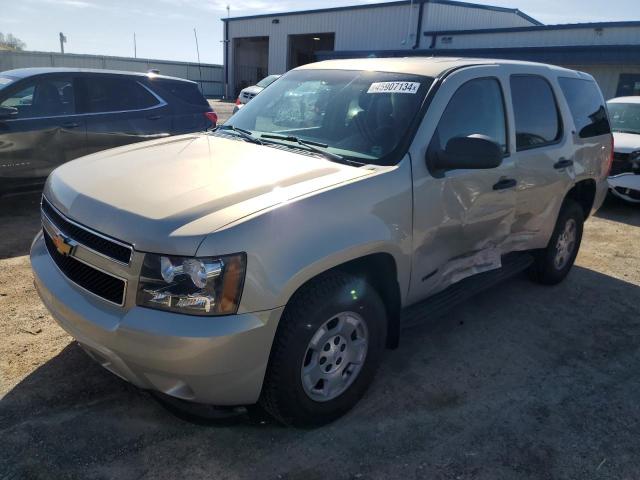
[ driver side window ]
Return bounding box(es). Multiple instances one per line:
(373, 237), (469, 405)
(1, 77), (75, 119)
(431, 77), (508, 155)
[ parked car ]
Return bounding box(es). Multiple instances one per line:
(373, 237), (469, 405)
(31, 58), (611, 427)
(0, 67), (217, 196)
(606, 96), (640, 203)
(233, 74), (281, 113)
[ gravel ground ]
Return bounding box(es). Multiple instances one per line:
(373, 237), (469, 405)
(1, 111), (639, 478)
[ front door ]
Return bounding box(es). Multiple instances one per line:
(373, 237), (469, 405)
(0, 74), (86, 191)
(407, 66), (517, 304)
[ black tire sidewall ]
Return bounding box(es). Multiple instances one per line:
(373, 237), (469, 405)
(536, 200), (584, 284)
(267, 274), (387, 426)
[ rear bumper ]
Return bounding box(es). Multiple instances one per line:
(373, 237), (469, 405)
(31, 231), (283, 405)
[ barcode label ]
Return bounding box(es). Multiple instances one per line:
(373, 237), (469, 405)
(367, 82), (420, 94)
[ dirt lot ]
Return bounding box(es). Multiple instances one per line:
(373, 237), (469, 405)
(1, 111), (639, 478)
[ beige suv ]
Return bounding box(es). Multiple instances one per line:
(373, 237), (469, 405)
(31, 58), (612, 426)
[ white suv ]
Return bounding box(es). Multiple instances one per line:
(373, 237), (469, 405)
(607, 96), (640, 203)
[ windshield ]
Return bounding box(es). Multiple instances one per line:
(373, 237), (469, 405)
(227, 69), (433, 165)
(256, 75), (279, 88)
(607, 102), (640, 135)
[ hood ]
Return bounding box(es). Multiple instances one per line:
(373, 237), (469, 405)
(242, 85), (263, 96)
(45, 134), (374, 255)
(613, 132), (640, 154)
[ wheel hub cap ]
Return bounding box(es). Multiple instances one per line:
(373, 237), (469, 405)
(301, 312), (368, 402)
(554, 218), (577, 270)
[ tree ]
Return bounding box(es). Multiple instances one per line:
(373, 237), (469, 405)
(0, 33), (26, 51)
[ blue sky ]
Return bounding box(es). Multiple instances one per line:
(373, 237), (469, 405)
(2, 0), (639, 64)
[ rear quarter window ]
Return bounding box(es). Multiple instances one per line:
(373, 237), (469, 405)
(558, 77), (610, 138)
(154, 80), (208, 107)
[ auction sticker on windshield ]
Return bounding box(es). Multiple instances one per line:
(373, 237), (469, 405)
(367, 81), (420, 94)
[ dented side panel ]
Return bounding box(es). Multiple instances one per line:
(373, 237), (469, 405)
(406, 65), (520, 305)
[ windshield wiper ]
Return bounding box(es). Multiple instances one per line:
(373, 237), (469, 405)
(216, 125), (263, 145)
(261, 133), (351, 163)
(612, 128), (640, 135)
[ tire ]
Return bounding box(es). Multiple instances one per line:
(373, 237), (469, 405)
(260, 271), (387, 427)
(529, 199), (584, 285)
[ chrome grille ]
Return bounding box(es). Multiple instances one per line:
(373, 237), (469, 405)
(43, 228), (127, 306)
(41, 197), (132, 264)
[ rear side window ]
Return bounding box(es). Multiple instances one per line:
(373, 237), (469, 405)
(432, 77), (508, 155)
(154, 80), (208, 107)
(511, 75), (562, 151)
(558, 78), (610, 138)
(78, 76), (160, 113)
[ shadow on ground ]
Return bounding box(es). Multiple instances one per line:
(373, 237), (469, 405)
(2, 266), (639, 479)
(596, 194), (640, 226)
(0, 192), (42, 258)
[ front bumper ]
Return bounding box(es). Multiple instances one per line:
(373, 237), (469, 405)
(31, 231), (283, 406)
(608, 173), (640, 203)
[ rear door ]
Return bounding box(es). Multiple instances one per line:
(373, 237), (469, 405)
(0, 73), (85, 188)
(77, 74), (172, 154)
(509, 72), (575, 250)
(408, 66), (518, 303)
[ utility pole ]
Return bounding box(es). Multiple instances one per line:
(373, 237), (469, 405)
(224, 5), (230, 99)
(134, 32), (137, 58)
(193, 28), (203, 93)
(59, 32), (67, 54)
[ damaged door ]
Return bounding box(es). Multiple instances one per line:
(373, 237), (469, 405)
(407, 66), (517, 304)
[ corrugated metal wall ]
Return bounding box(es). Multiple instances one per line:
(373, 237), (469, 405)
(0, 50), (224, 97)
(226, 1), (536, 94)
(430, 25), (640, 49)
(569, 64), (640, 99)
(421, 2), (533, 31)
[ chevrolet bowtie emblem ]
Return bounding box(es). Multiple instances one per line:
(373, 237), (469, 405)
(52, 232), (73, 256)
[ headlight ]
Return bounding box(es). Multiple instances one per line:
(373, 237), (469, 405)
(137, 253), (246, 316)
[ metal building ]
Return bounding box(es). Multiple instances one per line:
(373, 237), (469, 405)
(0, 50), (224, 97)
(222, 0), (540, 97)
(223, 0), (640, 100)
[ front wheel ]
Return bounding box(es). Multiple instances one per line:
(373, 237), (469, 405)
(260, 272), (387, 427)
(529, 199), (584, 285)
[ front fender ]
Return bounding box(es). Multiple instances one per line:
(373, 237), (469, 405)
(196, 158), (414, 314)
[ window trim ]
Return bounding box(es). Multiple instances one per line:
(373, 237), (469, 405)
(510, 74), (564, 152)
(429, 75), (510, 165)
(1, 79), (166, 122)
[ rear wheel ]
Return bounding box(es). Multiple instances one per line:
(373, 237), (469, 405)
(260, 271), (386, 427)
(529, 199), (584, 285)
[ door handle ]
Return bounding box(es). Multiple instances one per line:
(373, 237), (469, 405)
(61, 122), (80, 129)
(493, 178), (517, 191)
(554, 158), (574, 169)
(147, 115), (162, 121)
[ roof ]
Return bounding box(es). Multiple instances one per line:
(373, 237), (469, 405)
(296, 56), (575, 77)
(424, 20), (640, 36)
(0, 67), (197, 84)
(608, 96), (640, 104)
(222, 0), (542, 26)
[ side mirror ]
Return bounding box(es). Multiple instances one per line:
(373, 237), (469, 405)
(0, 106), (18, 119)
(430, 135), (503, 172)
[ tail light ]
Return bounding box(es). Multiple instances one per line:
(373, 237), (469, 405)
(204, 111), (218, 128)
(605, 134), (614, 178)
(235, 97), (241, 105)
